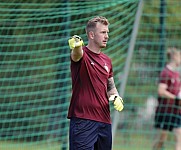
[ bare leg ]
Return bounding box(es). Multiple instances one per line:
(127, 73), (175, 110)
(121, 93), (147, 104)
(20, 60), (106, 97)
(173, 127), (181, 150)
(153, 129), (168, 150)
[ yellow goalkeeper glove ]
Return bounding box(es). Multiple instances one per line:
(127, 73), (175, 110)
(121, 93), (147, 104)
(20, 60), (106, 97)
(109, 95), (124, 112)
(68, 35), (84, 50)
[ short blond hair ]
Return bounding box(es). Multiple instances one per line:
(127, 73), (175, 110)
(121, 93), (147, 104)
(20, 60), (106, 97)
(85, 16), (109, 34)
(167, 47), (180, 60)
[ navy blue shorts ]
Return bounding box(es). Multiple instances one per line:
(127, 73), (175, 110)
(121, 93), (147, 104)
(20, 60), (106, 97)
(154, 112), (181, 131)
(69, 117), (112, 150)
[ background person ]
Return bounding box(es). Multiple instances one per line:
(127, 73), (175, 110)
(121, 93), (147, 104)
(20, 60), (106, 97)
(153, 47), (181, 150)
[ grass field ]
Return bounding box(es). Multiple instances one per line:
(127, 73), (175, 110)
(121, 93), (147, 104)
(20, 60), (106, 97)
(0, 140), (62, 150)
(113, 130), (174, 150)
(0, 130), (175, 150)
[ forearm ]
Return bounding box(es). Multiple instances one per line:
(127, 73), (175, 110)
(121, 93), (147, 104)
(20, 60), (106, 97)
(71, 47), (83, 62)
(107, 77), (124, 111)
(158, 90), (176, 99)
(158, 83), (177, 99)
(107, 77), (119, 97)
(107, 87), (118, 97)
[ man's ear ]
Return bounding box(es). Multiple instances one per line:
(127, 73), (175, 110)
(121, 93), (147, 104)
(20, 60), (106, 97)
(89, 31), (94, 39)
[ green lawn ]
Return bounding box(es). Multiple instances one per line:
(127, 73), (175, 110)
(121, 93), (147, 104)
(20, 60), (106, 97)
(113, 130), (174, 150)
(0, 140), (62, 150)
(0, 132), (175, 150)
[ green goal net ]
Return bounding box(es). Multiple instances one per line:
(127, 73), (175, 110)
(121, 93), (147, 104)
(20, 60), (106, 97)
(0, 0), (181, 150)
(113, 1), (181, 150)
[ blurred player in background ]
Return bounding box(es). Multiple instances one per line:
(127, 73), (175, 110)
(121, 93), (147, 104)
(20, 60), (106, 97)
(153, 47), (181, 150)
(67, 16), (124, 150)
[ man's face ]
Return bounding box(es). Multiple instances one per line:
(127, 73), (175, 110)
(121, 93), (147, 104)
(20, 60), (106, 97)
(174, 51), (181, 66)
(93, 23), (109, 48)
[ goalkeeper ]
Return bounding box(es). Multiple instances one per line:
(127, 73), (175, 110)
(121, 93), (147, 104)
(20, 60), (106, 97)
(67, 16), (124, 150)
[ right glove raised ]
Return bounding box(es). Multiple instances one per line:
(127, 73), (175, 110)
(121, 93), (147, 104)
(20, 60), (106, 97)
(68, 35), (84, 50)
(109, 95), (124, 112)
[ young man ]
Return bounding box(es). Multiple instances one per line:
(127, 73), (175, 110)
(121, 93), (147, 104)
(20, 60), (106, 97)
(153, 47), (181, 150)
(67, 16), (124, 150)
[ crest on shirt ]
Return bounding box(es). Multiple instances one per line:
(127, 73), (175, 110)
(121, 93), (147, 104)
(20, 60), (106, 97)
(171, 78), (175, 83)
(104, 64), (109, 72)
(91, 61), (94, 65)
